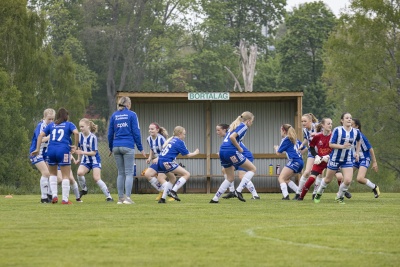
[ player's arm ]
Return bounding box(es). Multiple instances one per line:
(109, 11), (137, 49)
(369, 148), (378, 172)
(229, 132), (242, 152)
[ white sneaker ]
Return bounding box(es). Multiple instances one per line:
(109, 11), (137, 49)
(123, 197), (134, 204)
(117, 197), (125, 204)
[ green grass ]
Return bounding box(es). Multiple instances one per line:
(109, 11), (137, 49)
(1, 193), (399, 267)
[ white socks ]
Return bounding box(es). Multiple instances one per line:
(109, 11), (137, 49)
(313, 176), (323, 194)
(78, 176), (87, 191)
(236, 171), (255, 193)
(172, 177), (187, 192)
(161, 182), (173, 199)
(97, 180), (111, 197)
(280, 183), (288, 198)
(365, 179), (376, 189)
(296, 176), (307, 194)
(71, 182), (80, 199)
(40, 176), (49, 199)
(49, 176), (58, 198)
(61, 179), (70, 202)
(288, 180), (298, 193)
(149, 177), (163, 191)
(213, 179), (231, 201)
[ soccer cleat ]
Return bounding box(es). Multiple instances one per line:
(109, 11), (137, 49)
(155, 191), (163, 201)
(344, 191), (352, 199)
(76, 198), (83, 203)
(251, 196), (261, 200)
(209, 199), (219, 203)
(106, 197), (114, 202)
(314, 193), (322, 203)
(117, 198), (125, 204)
(312, 194), (316, 200)
(123, 197), (134, 204)
(234, 190), (246, 202)
(158, 198), (166, 204)
(52, 196), (58, 204)
(373, 186), (380, 198)
(168, 197), (175, 202)
(297, 197), (304, 201)
(40, 198), (49, 204)
(79, 190), (88, 198)
(282, 195), (290, 200)
(335, 197), (345, 204)
(292, 194), (300, 200)
(61, 200), (73, 205)
(168, 190), (181, 201)
(47, 194), (53, 201)
(222, 192), (236, 199)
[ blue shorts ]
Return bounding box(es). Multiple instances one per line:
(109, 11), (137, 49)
(353, 157), (370, 169)
(219, 150), (246, 169)
(150, 161), (179, 174)
(327, 159), (353, 171)
(81, 162), (101, 170)
(307, 151), (315, 158)
(47, 146), (71, 166)
(285, 160), (304, 173)
(30, 155), (45, 165)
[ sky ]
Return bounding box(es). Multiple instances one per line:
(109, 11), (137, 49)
(286, 0), (351, 16)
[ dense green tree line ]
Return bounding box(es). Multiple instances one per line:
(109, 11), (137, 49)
(0, 0), (398, 191)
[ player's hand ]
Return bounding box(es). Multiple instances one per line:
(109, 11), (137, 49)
(141, 150), (146, 157)
(355, 154), (359, 162)
(322, 155), (330, 163)
(314, 155), (322, 165)
(31, 149), (39, 156)
(372, 162), (378, 172)
(194, 148), (199, 155)
(146, 158), (151, 164)
(343, 142), (352, 149)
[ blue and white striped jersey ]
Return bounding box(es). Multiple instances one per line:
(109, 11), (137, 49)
(277, 137), (303, 161)
(220, 122), (248, 151)
(353, 132), (372, 160)
(147, 134), (166, 158)
(303, 123), (317, 143)
(329, 126), (361, 162)
(78, 132), (101, 165)
(29, 120), (49, 155)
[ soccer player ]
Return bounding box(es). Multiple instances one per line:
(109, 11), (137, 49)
(144, 126), (199, 203)
(314, 112), (361, 204)
(145, 122), (170, 201)
(210, 111), (256, 203)
(31, 108), (79, 205)
(29, 108), (55, 203)
(298, 118), (332, 200)
(293, 113), (318, 200)
(75, 118), (113, 202)
(215, 124), (260, 200)
(351, 118), (380, 198)
(274, 124), (304, 200)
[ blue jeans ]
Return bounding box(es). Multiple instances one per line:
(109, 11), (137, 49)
(113, 147), (135, 198)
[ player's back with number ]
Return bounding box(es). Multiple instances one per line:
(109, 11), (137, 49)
(159, 137), (189, 162)
(44, 122), (77, 149)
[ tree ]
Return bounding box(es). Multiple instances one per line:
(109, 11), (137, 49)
(323, 0), (400, 177)
(276, 1), (336, 118)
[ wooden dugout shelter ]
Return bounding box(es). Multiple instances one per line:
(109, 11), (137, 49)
(116, 91), (303, 193)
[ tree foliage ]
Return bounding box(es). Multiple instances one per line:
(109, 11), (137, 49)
(323, 0), (400, 176)
(276, 1), (336, 118)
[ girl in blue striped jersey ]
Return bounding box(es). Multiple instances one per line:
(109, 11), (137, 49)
(314, 113), (361, 204)
(75, 118), (113, 202)
(144, 126), (199, 203)
(145, 122), (170, 201)
(351, 118), (380, 198)
(274, 124), (304, 200)
(210, 111), (256, 203)
(31, 108), (79, 205)
(29, 108), (55, 203)
(294, 113), (318, 200)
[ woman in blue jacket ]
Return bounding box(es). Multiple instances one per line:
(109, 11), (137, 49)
(108, 96), (146, 204)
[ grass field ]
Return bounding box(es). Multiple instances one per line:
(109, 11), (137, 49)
(1, 193), (399, 267)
